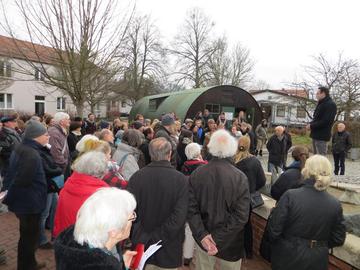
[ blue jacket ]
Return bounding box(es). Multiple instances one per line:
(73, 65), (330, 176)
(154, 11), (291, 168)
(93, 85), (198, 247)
(3, 139), (47, 214)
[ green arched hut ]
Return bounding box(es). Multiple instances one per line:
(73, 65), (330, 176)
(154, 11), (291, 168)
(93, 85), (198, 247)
(130, 85), (262, 127)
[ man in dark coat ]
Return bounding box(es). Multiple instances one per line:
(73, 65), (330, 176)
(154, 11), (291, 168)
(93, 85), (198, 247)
(0, 115), (22, 191)
(82, 113), (97, 135)
(3, 120), (49, 270)
(266, 126), (292, 172)
(188, 129), (250, 270)
(154, 114), (178, 167)
(307, 86), (337, 155)
(332, 122), (352, 175)
(127, 137), (188, 269)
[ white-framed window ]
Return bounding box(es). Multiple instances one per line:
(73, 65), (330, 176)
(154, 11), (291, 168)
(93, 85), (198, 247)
(0, 61), (12, 77)
(121, 100), (127, 108)
(57, 97), (66, 110)
(276, 105), (286, 117)
(297, 106), (306, 118)
(34, 68), (45, 81)
(0, 93), (13, 109)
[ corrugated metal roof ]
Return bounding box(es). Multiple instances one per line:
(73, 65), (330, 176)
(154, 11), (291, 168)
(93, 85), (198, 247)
(130, 86), (213, 121)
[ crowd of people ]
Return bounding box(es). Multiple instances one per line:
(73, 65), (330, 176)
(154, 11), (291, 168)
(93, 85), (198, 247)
(0, 86), (351, 270)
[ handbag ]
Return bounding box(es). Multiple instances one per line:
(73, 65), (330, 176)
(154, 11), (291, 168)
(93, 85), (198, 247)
(250, 191), (264, 209)
(50, 174), (64, 191)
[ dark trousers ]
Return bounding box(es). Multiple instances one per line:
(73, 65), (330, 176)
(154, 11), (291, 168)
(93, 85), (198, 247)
(244, 205), (253, 258)
(333, 152), (346, 175)
(16, 213), (41, 270)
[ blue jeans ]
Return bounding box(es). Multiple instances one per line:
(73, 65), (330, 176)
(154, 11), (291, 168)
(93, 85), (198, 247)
(39, 193), (58, 245)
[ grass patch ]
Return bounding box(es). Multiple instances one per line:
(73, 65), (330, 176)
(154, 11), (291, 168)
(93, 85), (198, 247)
(291, 134), (312, 146)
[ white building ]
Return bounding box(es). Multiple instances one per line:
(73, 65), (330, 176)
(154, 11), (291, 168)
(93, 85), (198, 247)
(0, 35), (131, 118)
(250, 89), (316, 127)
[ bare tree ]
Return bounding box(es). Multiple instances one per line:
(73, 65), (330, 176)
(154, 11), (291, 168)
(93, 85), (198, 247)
(249, 79), (271, 91)
(207, 36), (254, 88)
(206, 36), (230, 85)
(336, 63), (360, 120)
(171, 8), (217, 88)
(295, 53), (359, 119)
(1, 0), (134, 116)
(229, 43), (254, 87)
(119, 15), (167, 103)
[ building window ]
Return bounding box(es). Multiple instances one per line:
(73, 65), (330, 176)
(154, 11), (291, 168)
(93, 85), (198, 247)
(276, 105), (286, 117)
(57, 97), (66, 110)
(34, 68), (45, 81)
(121, 101), (127, 108)
(35, 96), (45, 116)
(0, 61), (12, 77)
(149, 96), (168, 111)
(205, 103), (220, 114)
(297, 106), (306, 118)
(0, 93), (13, 109)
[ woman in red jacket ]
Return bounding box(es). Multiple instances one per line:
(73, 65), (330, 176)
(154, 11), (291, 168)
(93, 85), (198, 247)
(53, 151), (110, 238)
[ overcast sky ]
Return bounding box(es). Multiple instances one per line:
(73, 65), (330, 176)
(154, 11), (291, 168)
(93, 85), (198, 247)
(134, 0), (360, 88)
(2, 0), (360, 89)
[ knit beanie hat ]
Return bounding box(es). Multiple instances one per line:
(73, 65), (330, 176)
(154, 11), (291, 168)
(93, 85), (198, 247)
(161, 114), (175, 126)
(24, 120), (47, 139)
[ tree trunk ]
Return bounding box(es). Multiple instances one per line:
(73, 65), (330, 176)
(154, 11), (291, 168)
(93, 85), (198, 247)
(76, 103), (85, 117)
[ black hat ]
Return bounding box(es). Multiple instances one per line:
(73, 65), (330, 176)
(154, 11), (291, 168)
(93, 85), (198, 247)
(132, 121), (144, 130)
(1, 115), (17, 123)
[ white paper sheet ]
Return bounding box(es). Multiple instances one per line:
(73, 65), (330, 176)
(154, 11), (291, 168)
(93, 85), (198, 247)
(137, 240), (162, 270)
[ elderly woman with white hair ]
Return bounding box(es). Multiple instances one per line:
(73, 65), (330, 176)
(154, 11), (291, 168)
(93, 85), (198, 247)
(53, 151), (110, 238)
(181, 142), (208, 176)
(188, 129), (250, 270)
(267, 155), (346, 270)
(55, 188), (137, 270)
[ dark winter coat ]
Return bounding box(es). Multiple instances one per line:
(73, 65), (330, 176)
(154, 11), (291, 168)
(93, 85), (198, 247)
(241, 130), (257, 155)
(270, 161), (302, 201)
(82, 120), (97, 135)
(0, 127), (22, 180)
(38, 146), (63, 193)
(154, 126), (177, 167)
(127, 161), (188, 268)
(188, 158), (250, 261)
(181, 159), (208, 176)
(55, 226), (126, 270)
(267, 178), (346, 270)
(266, 134), (292, 167)
(332, 131), (352, 154)
(67, 131), (82, 160)
(310, 96), (337, 141)
(235, 156), (266, 194)
(139, 139), (151, 165)
(3, 139), (47, 214)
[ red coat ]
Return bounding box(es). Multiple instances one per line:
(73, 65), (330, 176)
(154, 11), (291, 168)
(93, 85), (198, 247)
(53, 172), (109, 238)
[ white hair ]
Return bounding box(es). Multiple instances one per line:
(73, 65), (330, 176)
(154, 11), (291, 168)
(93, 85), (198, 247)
(185, 143), (202, 160)
(72, 151), (108, 179)
(208, 129), (238, 158)
(76, 135), (99, 152)
(53, 112), (70, 123)
(302, 155), (332, 191)
(74, 188), (136, 248)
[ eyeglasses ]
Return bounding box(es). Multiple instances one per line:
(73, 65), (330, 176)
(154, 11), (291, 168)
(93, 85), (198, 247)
(128, 212), (137, 222)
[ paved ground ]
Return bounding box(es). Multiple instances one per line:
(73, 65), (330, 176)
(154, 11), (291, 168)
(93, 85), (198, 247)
(257, 150), (360, 178)
(0, 212), (270, 270)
